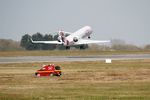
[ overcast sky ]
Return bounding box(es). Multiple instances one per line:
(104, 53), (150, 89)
(0, 0), (149, 46)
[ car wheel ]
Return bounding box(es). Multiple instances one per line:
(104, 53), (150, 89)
(58, 73), (62, 77)
(37, 73), (40, 77)
(50, 73), (54, 77)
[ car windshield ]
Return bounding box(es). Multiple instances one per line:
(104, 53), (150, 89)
(55, 66), (61, 70)
(39, 68), (45, 71)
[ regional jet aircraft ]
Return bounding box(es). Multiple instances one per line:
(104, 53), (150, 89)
(31, 26), (110, 49)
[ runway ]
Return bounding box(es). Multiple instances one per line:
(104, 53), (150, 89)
(0, 54), (150, 64)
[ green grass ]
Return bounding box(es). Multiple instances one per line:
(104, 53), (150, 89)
(0, 50), (150, 57)
(0, 60), (150, 100)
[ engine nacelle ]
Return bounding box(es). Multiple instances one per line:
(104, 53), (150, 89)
(73, 37), (78, 42)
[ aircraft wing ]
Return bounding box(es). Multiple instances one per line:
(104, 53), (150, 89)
(31, 38), (62, 44)
(74, 39), (110, 45)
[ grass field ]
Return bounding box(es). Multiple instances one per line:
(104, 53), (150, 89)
(0, 60), (150, 100)
(0, 50), (150, 57)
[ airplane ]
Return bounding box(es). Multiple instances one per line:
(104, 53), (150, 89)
(31, 26), (110, 49)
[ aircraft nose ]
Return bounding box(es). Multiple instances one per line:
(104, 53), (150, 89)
(85, 26), (92, 33)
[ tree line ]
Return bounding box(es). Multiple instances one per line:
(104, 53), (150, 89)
(20, 32), (88, 50)
(0, 39), (22, 51)
(1, 35), (150, 51)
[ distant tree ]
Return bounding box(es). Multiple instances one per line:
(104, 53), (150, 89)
(144, 44), (150, 50)
(32, 32), (43, 41)
(111, 39), (126, 46)
(0, 39), (23, 51)
(42, 34), (56, 50)
(31, 32), (44, 50)
(53, 34), (59, 40)
(20, 34), (34, 50)
(21, 33), (57, 50)
(74, 44), (89, 50)
(43, 34), (53, 41)
(112, 43), (141, 51)
(109, 39), (142, 51)
(88, 44), (111, 51)
(20, 34), (30, 48)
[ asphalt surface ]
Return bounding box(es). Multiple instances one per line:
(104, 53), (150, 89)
(0, 54), (150, 64)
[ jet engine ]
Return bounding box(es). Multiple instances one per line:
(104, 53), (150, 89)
(73, 37), (78, 42)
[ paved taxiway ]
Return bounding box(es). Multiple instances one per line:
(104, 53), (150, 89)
(0, 54), (150, 64)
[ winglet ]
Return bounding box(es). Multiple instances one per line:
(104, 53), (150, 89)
(30, 38), (34, 43)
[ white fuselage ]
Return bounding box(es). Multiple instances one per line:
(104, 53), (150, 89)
(64, 26), (92, 46)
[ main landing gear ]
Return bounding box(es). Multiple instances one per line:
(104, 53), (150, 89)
(65, 46), (70, 50)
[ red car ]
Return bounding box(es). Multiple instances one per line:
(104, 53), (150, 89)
(35, 64), (62, 77)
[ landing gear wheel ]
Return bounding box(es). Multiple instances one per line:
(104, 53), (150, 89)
(57, 73), (61, 77)
(80, 45), (85, 49)
(66, 46), (70, 50)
